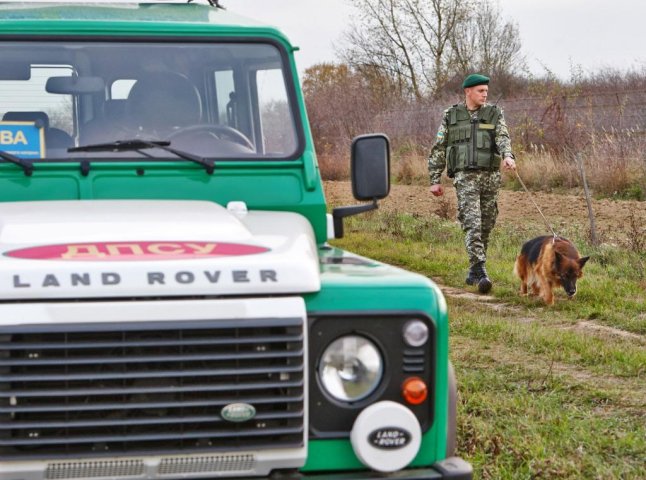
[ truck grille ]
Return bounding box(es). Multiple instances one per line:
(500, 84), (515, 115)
(0, 317), (305, 460)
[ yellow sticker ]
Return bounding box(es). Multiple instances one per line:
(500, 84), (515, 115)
(479, 123), (495, 130)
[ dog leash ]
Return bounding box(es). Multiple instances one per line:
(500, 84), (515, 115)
(513, 169), (559, 242)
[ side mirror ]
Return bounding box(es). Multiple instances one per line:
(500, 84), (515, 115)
(351, 134), (390, 201)
(332, 134), (391, 238)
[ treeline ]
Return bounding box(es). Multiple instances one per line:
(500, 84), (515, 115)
(304, 0), (646, 200)
(304, 63), (646, 199)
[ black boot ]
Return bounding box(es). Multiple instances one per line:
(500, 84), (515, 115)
(465, 265), (477, 286)
(472, 261), (493, 294)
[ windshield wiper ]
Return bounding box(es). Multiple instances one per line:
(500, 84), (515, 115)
(0, 150), (34, 176)
(68, 139), (214, 174)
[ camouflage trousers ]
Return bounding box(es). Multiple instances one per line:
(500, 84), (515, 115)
(453, 170), (501, 266)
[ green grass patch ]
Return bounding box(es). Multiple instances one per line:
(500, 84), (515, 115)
(331, 211), (646, 479)
(335, 211), (646, 335)
(449, 301), (645, 382)
(456, 351), (645, 479)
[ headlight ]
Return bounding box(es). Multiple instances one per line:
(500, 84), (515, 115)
(319, 335), (383, 402)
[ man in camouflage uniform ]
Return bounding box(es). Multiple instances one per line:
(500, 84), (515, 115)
(428, 74), (516, 293)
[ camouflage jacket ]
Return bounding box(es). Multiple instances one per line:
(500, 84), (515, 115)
(428, 102), (513, 185)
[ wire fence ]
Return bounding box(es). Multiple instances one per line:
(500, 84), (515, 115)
(369, 89), (646, 146)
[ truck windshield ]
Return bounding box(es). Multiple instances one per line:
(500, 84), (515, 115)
(0, 40), (300, 161)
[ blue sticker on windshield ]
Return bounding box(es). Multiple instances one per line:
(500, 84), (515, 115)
(0, 122), (45, 159)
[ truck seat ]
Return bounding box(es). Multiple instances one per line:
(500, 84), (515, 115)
(125, 72), (203, 137)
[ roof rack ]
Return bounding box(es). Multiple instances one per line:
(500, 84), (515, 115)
(189, 0), (224, 7)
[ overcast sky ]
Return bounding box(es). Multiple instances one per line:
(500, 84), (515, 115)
(231, 0), (646, 80)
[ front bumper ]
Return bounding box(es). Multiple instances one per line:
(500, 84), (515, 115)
(263, 458), (473, 480)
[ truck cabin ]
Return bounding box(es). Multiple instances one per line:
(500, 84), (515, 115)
(0, 39), (299, 161)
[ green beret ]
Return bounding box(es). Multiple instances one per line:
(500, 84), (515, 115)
(462, 73), (490, 89)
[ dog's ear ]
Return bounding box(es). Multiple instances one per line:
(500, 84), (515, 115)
(578, 256), (590, 268)
(554, 251), (563, 267)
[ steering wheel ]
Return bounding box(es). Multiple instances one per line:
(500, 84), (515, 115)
(168, 124), (254, 150)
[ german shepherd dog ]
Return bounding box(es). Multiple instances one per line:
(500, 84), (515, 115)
(514, 236), (590, 305)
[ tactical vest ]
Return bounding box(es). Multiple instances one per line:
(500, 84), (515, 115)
(445, 104), (501, 178)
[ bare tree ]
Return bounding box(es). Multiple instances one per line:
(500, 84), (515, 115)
(341, 0), (421, 98)
(399, 0), (468, 96)
(340, 0), (523, 96)
(451, 0), (525, 80)
(341, 0), (470, 98)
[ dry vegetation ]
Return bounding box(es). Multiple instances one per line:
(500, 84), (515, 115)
(305, 67), (646, 201)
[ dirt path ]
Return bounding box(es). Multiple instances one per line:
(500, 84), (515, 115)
(324, 180), (646, 344)
(323, 181), (646, 245)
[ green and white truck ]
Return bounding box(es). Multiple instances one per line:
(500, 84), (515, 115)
(0, 1), (472, 479)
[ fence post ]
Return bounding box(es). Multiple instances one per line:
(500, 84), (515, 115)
(575, 152), (599, 246)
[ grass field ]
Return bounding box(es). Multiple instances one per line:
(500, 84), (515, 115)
(331, 211), (646, 479)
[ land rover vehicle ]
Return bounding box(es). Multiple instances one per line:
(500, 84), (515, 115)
(0, 1), (472, 479)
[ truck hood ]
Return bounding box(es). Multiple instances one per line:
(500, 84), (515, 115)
(0, 200), (320, 300)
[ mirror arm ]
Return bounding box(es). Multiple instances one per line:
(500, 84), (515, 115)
(332, 198), (378, 239)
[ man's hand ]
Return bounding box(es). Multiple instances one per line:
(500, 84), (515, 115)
(431, 184), (444, 197)
(503, 156), (516, 171)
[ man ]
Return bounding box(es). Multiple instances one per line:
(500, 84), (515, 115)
(428, 73), (516, 294)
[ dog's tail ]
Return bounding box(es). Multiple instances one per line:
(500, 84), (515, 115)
(513, 255), (521, 278)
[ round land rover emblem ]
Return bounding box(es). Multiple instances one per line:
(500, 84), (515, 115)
(221, 403), (256, 423)
(368, 427), (411, 450)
